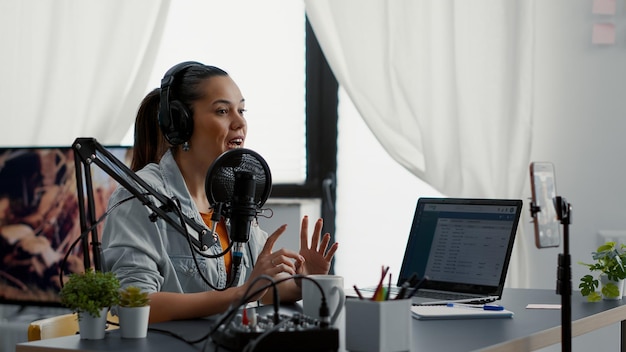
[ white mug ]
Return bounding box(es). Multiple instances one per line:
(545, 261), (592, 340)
(302, 274), (345, 326)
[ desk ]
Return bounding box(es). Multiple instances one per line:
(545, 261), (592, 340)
(15, 288), (626, 352)
(414, 288), (626, 351)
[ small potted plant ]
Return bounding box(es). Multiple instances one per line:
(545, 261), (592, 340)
(117, 286), (151, 338)
(578, 241), (626, 302)
(59, 268), (120, 339)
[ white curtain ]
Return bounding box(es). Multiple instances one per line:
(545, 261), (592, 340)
(0, 0), (170, 146)
(305, 1), (535, 287)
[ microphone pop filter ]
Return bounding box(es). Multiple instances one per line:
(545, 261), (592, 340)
(205, 148), (272, 210)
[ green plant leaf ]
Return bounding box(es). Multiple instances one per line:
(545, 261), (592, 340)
(579, 274), (598, 297)
(119, 286), (150, 307)
(579, 241), (626, 296)
(597, 242), (615, 253)
(59, 268), (120, 318)
(586, 292), (602, 302)
(602, 282), (621, 298)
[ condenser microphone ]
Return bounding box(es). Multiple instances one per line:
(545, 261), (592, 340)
(229, 171), (257, 243)
(205, 148), (271, 288)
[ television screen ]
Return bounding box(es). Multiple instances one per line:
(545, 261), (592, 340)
(0, 146), (132, 307)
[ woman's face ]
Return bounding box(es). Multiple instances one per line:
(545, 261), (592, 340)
(189, 75), (247, 163)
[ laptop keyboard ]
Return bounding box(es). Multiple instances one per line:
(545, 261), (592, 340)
(415, 290), (475, 301)
(414, 290), (498, 305)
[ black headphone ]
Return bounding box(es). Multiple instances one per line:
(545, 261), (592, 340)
(158, 61), (204, 146)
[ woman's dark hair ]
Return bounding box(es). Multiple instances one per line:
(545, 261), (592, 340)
(131, 88), (169, 171)
(170, 64), (228, 113)
(130, 64), (229, 171)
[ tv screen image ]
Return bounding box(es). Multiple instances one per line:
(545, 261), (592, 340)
(0, 146), (131, 307)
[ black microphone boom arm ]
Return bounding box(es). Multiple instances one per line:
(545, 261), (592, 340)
(72, 137), (210, 270)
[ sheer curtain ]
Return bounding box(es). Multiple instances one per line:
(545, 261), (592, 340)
(0, 0), (169, 146)
(305, 1), (535, 287)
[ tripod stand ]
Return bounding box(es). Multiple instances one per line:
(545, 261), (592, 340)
(555, 196), (572, 352)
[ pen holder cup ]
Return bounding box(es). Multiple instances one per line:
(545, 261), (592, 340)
(345, 298), (412, 352)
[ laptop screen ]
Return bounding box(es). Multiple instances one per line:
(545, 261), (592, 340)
(398, 198), (522, 297)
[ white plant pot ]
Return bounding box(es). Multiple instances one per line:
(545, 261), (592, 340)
(118, 306), (150, 338)
(78, 307), (108, 339)
(600, 275), (625, 300)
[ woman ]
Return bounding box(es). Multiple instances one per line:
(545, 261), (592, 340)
(102, 62), (338, 323)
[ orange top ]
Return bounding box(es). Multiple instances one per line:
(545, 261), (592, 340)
(200, 212), (231, 277)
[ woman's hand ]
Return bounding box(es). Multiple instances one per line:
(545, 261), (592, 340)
(297, 216), (339, 276)
(242, 224), (304, 302)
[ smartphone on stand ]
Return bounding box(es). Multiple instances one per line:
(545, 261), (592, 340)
(529, 162), (561, 248)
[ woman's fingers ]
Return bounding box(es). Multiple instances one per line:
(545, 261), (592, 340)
(318, 232), (331, 254)
(324, 239), (339, 260)
(310, 218), (323, 250)
(261, 224), (287, 255)
(268, 249), (303, 272)
(300, 216), (309, 250)
(301, 217), (327, 252)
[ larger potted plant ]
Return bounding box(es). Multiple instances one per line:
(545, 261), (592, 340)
(59, 268), (120, 339)
(578, 241), (626, 302)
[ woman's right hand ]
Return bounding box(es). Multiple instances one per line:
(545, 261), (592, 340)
(241, 224), (304, 302)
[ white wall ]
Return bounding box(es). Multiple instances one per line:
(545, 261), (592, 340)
(530, 3), (626, 349)
(528, 0), (626, 291)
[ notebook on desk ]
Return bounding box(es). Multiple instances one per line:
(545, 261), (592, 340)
(411, 304), (514, 320)
(357, 197), (522, 305)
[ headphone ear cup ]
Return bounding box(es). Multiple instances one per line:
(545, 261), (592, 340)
(158, 61), (204, 146)
(164, 100), (194, 146)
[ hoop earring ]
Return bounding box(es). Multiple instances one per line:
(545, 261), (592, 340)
(182, 141), (190, 152)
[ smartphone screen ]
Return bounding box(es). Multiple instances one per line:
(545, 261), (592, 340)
(530, 162), (561, 248)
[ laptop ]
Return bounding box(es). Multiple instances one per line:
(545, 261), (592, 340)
(357, 197), (522, 305)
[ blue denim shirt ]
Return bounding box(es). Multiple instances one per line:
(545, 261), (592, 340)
(102, 149), (268, 294)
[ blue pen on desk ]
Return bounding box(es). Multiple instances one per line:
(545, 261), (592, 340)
(446, 303), (505, 311)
